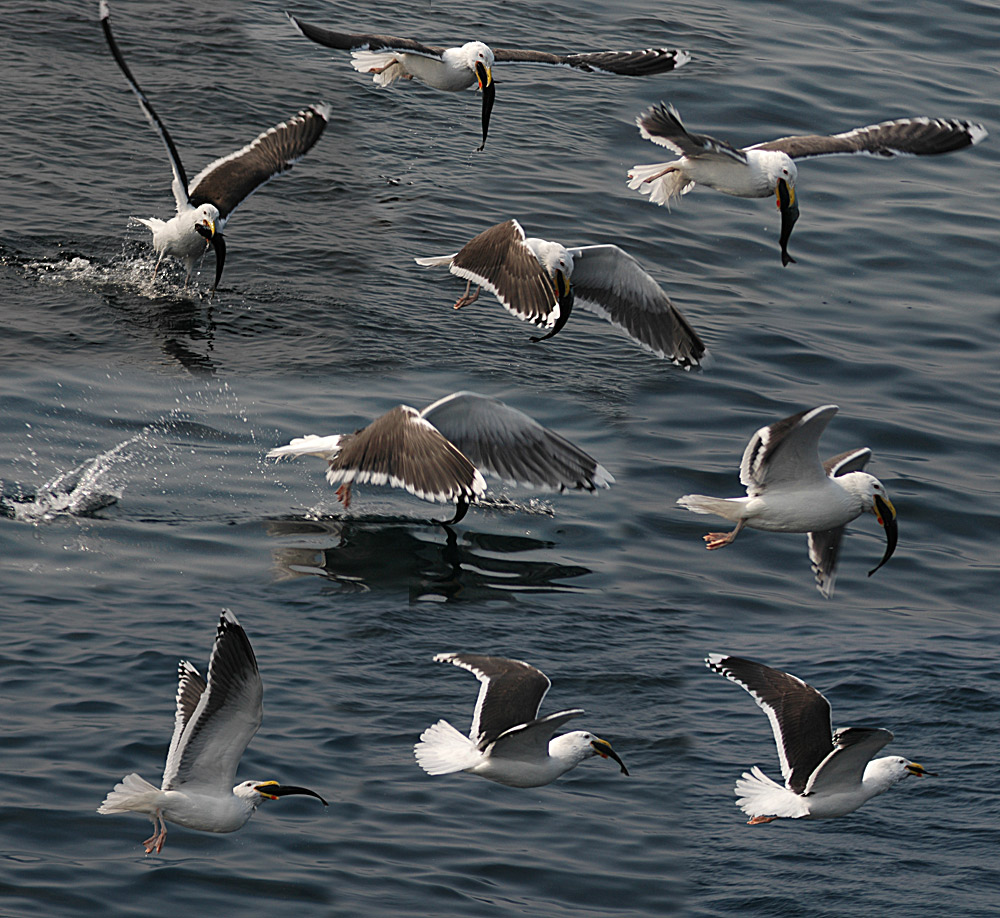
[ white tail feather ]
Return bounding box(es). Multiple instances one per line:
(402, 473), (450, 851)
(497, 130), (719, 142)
(267, 434), (342, 461)
(350, 51), (405, 86)
(734, 766), (807, 819)
(97, 773), (161, 815)
(414, 254), (457, 267)
(676, 494), (743, 521)
(626, 164), (693, 208)
(414, 720), (482, 775)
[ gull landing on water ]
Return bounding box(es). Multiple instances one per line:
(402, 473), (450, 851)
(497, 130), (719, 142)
(705, 654), (934, 824)
(99, 1), (329, 294)
(677, 405), (898, 597)
(286, 14), (688, 150)
(415, 219), (706, 368)
(415, 653), (629, 787)
(628, 103), (987, 265)
(98, 610), (326, 854)
(267, 391), (613, 524)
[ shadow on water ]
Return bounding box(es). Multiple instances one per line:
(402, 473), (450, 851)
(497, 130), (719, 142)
(265, 517), (592, 602)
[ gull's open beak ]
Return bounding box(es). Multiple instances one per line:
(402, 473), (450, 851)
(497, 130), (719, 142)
(776, 178), (799, 267)
(196, 222), (226, 296)
(476, 64), (496, 151)
(868, 493), (898, 577)
(906, 762), (936, 777)
(255, 781), (328, 805)
(530, 270), (574, 343)
(590, 738), (629, 776)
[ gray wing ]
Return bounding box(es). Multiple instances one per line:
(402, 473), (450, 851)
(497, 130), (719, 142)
(287, 15), (446, 57)
(635, 103), (748, 163)
(421, 392), (613, 492)
(327, 406), (486, 505)
(487, 709), (584, 760)
(739, 405), (838, 494)
(161, 610), (262, 792)
(493, 47), (688, 75)
(804, 727), (895, 795)
(751, 116), (986, 160)
(706, 654), (833, 795)
(434, 653), (552, 747)
(808, 448), (873, 597)
(567, 245), (705, 367)
(188, 106), (329, 222)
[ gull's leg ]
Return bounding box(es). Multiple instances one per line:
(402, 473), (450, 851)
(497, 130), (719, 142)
(143, 811), (167, 854)
(704, 520), (744, 550)
(642, 164), (678, 184)
(335, 483), (352, 508)
(150, 252), (165, 284)
(453, 282), (481, 310)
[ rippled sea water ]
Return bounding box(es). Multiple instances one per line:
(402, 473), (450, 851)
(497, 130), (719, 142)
(2, 0), (998, 915)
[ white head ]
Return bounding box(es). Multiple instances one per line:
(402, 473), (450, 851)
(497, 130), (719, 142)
(526, 239), (574, 281)
(460, 41), (495, 76)
(863, 756), (934, 794)
(548, 731), (629, 775)
(232, 779), (329, 808)
(191, 202), (221, 236)
(757, 150), (798, 190)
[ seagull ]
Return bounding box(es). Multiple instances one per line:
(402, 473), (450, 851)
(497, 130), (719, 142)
(628, 103), (987, 265)
(415, 653), (629, 786)
(286, 14), (688, 150)
(705, 653), (934, 824)
(267, 391), (613, 524)
(415, 219), (706, 367)
(676, 404), (898, 596)
(100, 1), (330, 293)
(98, 610), (327, 854)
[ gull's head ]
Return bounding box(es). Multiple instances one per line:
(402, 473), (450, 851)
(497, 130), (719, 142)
(461, 41), (494, 87)
(192, 202), (220, 238)
(235, 780), (329, 807)
(530, 239), (575, 311)
(552, 731), (629, 774)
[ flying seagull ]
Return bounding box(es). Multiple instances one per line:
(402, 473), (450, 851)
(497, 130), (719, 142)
(677, 405), (898, 596)
(100, 1), (330, 293)
(286, 14), (688, 150)
(705, 653), (933, 824)
(415, 219), (706, 367)
(415, 653), (629, 786)
(268, 391), (613, 524)
(628, 103), (987, 265)
(98, 610), (327, 854)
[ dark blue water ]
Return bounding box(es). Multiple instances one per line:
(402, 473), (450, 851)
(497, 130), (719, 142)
(2, 0), (998, 915)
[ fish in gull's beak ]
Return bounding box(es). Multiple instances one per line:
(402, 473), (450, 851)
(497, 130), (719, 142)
(590, 738), (629, 775)
(776, 178), (799, 266)
(476, 62), (496, 151)
(255, 781), (328, 805)
(196, 222), (226, 296)
(530, 269), (575, 343)
(868, 493), (898, 577)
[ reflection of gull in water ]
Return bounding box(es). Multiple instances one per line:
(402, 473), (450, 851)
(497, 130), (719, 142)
(1, 435), (146, 522)
(265, 518), (591, 601)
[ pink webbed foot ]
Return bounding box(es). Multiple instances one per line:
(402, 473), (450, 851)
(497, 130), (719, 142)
(747, 815), (777, 825)
(335, 483), (353, 509)
(704, 532), (737, 550)
(453, 282), (481, 310)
